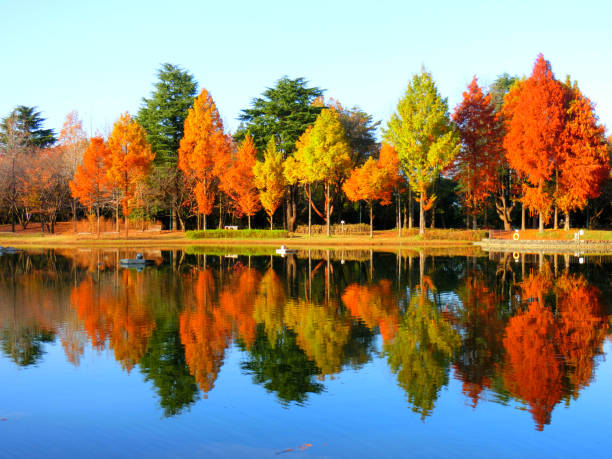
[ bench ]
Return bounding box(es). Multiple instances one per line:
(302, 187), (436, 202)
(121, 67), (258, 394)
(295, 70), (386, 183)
(224, 225), (238, 230)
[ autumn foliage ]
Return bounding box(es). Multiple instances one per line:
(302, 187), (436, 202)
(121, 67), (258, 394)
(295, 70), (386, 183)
(452, 77), (504, 222)
(223, 135), (261, 228)
(69, 137), (110, 236)
(343, 142), (401, 237)
(178, 89), (230, 229)
(107, 113), (154, 237)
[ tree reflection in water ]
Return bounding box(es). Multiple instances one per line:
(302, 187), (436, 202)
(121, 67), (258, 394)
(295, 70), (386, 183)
(0, 249), (609, 429)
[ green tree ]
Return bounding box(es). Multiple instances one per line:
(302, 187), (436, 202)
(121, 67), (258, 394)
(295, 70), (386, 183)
(139, 318), (200, 417)
(1, 327), (55, 367)
(1, 106), (56, 149)
(235, 77), (323, 155)
(240, 325), (324, 406)
(385, 275), (460, 418)
(138, 64), (198, 165)
(327, 100), (380, 164)
(137, 64), (198, 230)
(489, 73), (518, 114)
(383, 69), (460, 235)
(236, 77), (324, 231)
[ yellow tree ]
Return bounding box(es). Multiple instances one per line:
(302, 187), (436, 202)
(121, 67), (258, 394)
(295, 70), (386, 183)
(383, 69), (460, 235)
(107, 113), (155, 238)
(285, 109), (352, 236)
(178, 89), (230, 230)
(343, 143), (401, 237)
(253, 137), (287, 229)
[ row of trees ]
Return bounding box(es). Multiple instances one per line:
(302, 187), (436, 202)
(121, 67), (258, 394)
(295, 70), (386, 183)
(1, 55), (610, 235)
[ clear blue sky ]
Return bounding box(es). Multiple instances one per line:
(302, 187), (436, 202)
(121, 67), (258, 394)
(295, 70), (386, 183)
(1, 0), (610, 139)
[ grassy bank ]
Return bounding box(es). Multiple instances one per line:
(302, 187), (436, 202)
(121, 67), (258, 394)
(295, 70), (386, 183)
(2, 227), (609, 250)
(0, 228), (480, 249)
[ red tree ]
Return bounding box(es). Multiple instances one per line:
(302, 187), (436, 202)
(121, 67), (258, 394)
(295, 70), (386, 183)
(503, 54), (566, 232)
(452, 77), (504, 228)
(557, 84), (610, 229)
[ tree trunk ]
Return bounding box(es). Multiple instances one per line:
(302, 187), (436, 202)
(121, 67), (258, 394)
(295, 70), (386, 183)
(96, 207), (100, 239)
(204, 213), (207, 231)
(115, 201), (120, 233)
(286, 187), (297, 232)
(170, 204), (180, 231)
(369, 200), (373, 238)
(472, 214), (477, 230)
(539, 212), (544, 233)
(72, 198), (77, 233)
(248, 215), (251, 230)
(565, 211), (570, 231)
(308, 183), (312, 237)
(430, 202), (435, 229)
(408, 186), (413, 229)
(521, 203), (525, 231)
(124, 214), (129, 239)
(419, 195), (425, 236)
(397, 190), (401, 237)
(554, 168), (559, 230)
(326, 183), (330, 237)
(270, 214), (273, 230)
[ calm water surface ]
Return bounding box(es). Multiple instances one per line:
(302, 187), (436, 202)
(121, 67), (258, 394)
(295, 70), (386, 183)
(1, 248), (611, 458)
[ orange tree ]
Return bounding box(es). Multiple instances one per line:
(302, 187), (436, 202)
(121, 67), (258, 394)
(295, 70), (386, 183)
(69, 137), (111, 237)
(178, 89), (230, 230)
(556, 83), (610, 229)
(343, 142), (401, 237)
(107, 113), (154, 238)
(223, 134), (260, 228)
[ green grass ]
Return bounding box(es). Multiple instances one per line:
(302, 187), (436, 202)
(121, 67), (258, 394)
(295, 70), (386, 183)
(185, 245), (277, 256)
(186, 229), (289, 239)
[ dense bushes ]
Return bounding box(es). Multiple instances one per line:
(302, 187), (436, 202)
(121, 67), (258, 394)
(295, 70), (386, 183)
(186, 229), (288, 239)
(401, 228), (487, 241)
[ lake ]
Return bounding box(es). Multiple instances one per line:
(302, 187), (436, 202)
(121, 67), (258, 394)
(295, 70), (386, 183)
(1, 247), (611, 458)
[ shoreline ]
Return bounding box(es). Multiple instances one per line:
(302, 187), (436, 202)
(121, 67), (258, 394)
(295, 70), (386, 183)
(0, 232), (474, 250)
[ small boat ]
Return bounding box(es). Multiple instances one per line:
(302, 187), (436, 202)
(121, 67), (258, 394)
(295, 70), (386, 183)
(275, 245), (297, 257)
(0, 246), (22, 254)
(120, 253), (154, 266)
